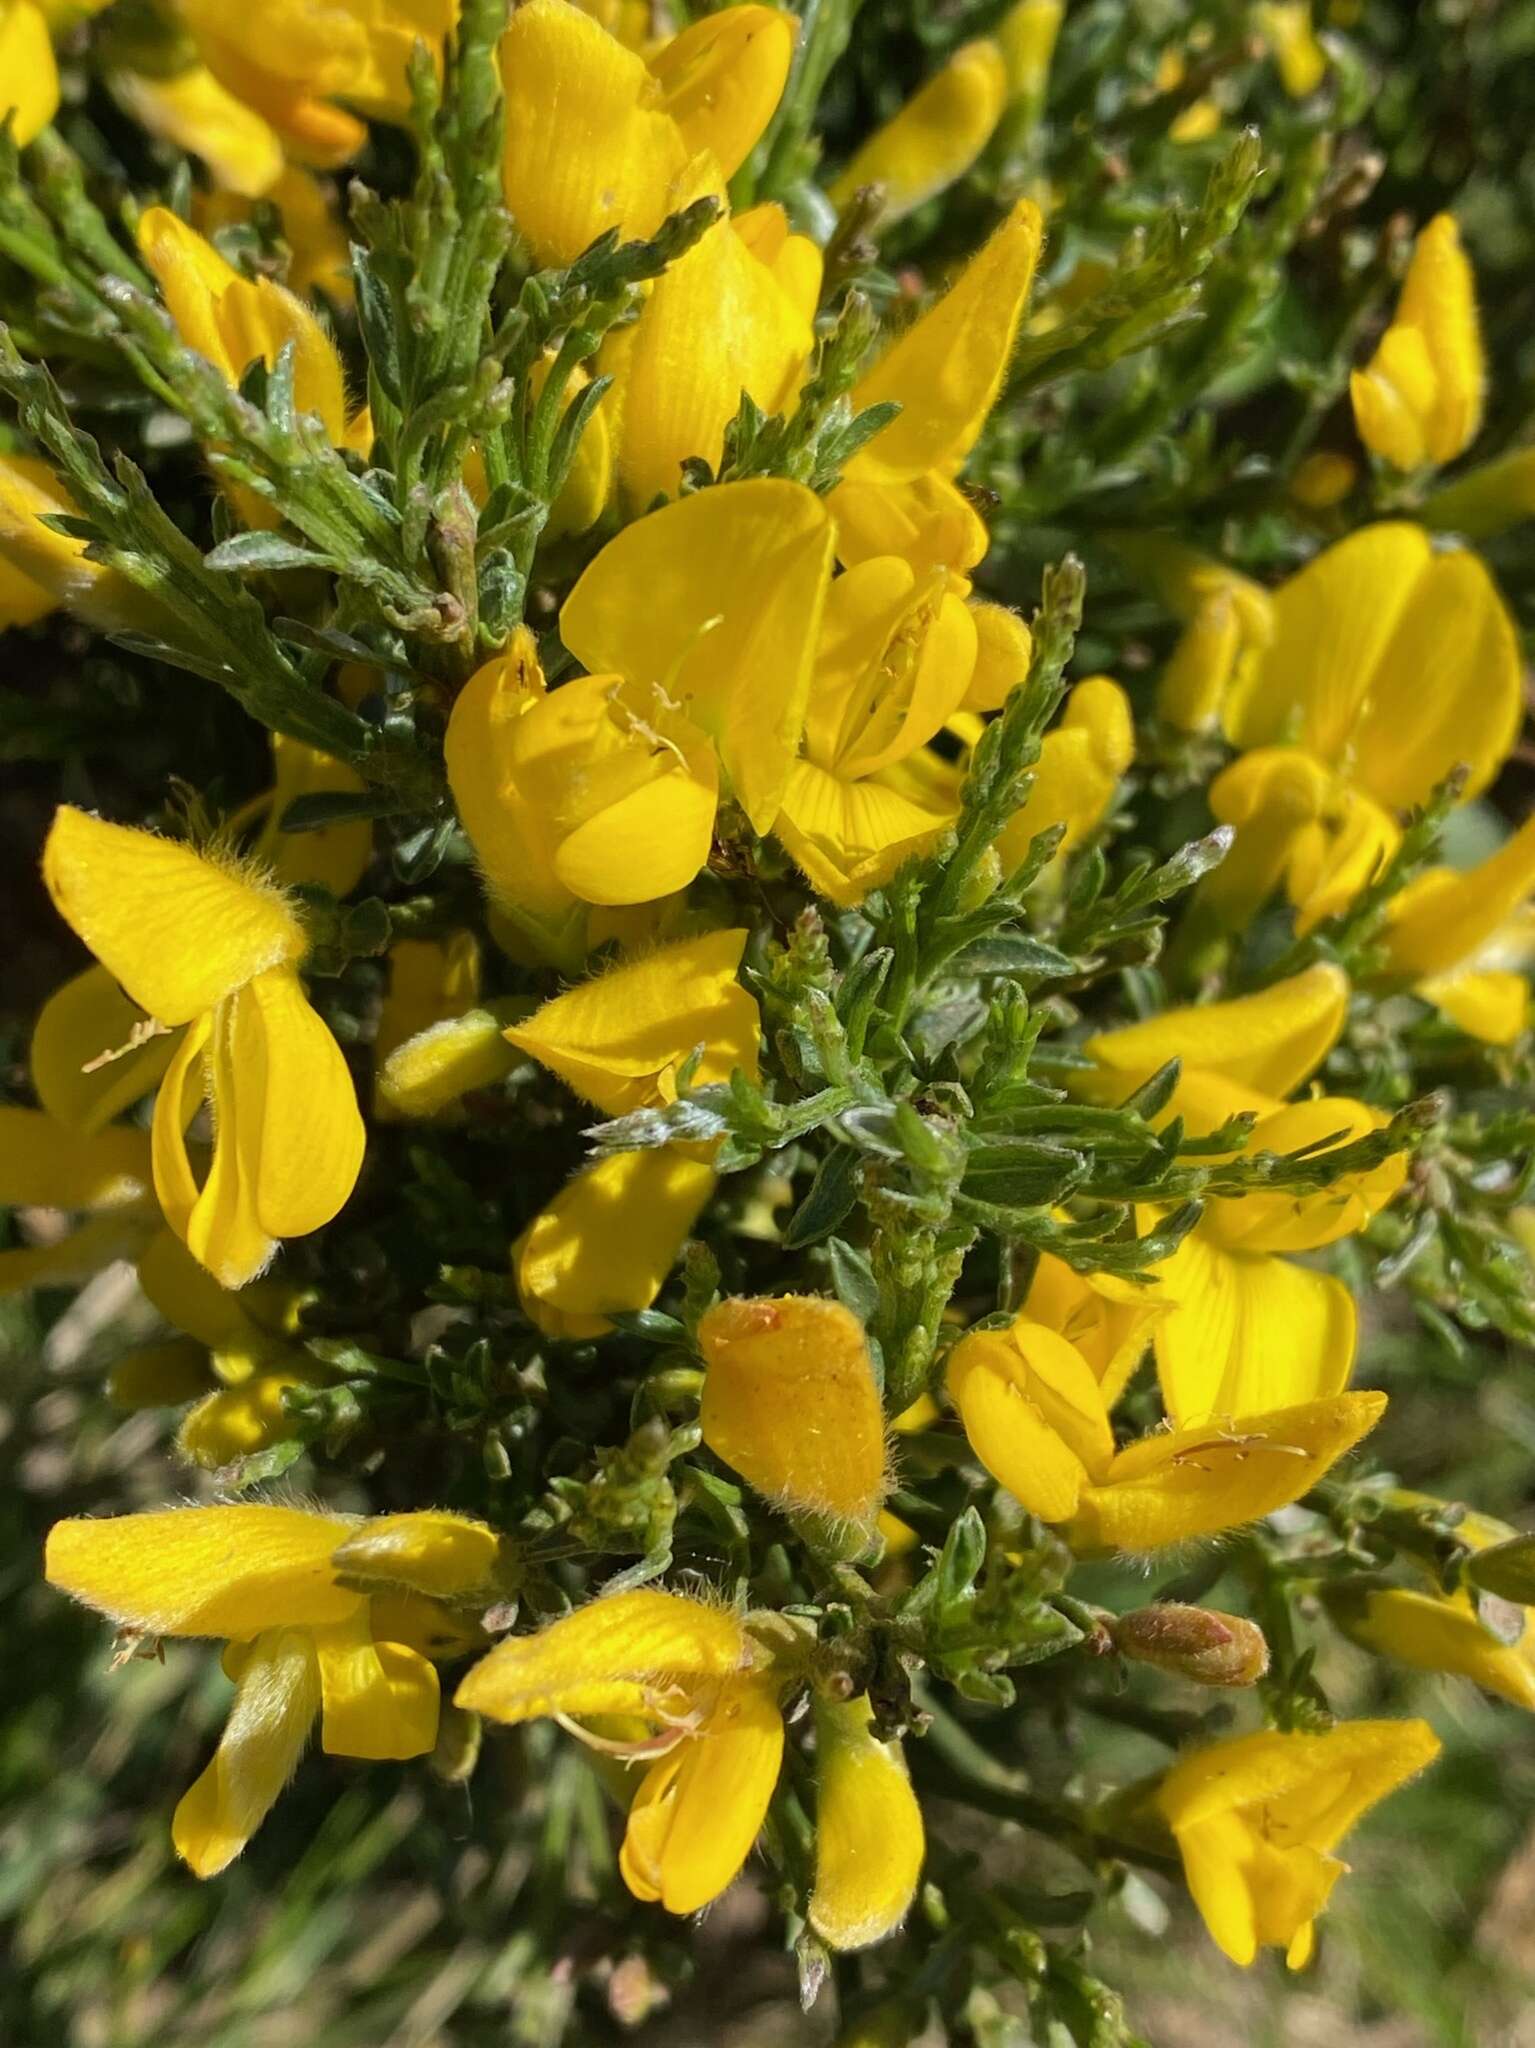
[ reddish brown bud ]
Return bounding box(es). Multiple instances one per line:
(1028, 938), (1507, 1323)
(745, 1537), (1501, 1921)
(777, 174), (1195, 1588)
(1110, 1603), (1270, 1688)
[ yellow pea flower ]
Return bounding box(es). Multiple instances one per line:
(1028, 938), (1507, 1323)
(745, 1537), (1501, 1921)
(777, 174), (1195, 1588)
(1253, 4), (1328, 98)
(1203, 526), (1520, 935)
(829, 39), (1007, 227)
(560, 477), (835, 835)
(0, 454), (149, 632)
(506, 929), (761, 1333)
(775, 558), (980, 905)
(109, 62), (287, 200)
(46, 1501), (497, 1875)
(1021, 1251), (1168, 1408)
(993, 675), (1134, 878)
(43, 805), (366, 1289)
(698, 1295), (888, 1531)
(1154, 1719), (1441, 1967)
(445, 625), (721, 969)
(0, 1102), (160, 1295)
(809, 1693), (924, 1951)
(178, 0), (455, 167)
(829, 198), (1044, 576)
(373, 932), (521, 1120)
(0, 0), (58, 147)
(139, 207), (366, 457)
(457, 1587), (786, 1915)
(1380, 812), (1535, 1045)
(1115, 531), (1274, 738)
(1351, 214), (1483, 473)
(947, 1313), (1385, 1551)
(500, 0), (793, 268)
(601, 186), (820, 512)
(1083, 965), (1402, 1421)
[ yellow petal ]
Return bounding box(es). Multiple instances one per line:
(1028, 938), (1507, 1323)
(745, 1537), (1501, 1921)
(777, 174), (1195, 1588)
(947, 1320), (1115, 1520)
(0, 1104), (152, 1210)
(1386, 814), (1535, 978)
(620, 1674), (784, 1913)
(998, 0), (1065, 103)
(313, 1608), (440, 1760)
(0, 0), (58, 145)
(108, 62), (285, 199)
(43, 807), (305, 1026)
(109, 1337), (217, 1410)
(1330, 1586), (1535, 1711)
(829, 40), (1007, 225)
(1083, 962), (1349, 1117)
(1222, 523), (1432, 759)
(378, 1004), (522, 1119)
(994, 675), (1132, 874)
(809, 1694), (924, 1950)
(561, 478), (835, 833)
(177, 1369), (318, 1466)
(648, 6), (794, 181)
(0, 1211), (153, 1298)
(1419, 967), (1531, 1045)
(1158, 592), (1243, 734)
(1203, 747), (1335, 926)
(172, 1626), (320, 1877)
(1149, 1232), (1357, 1425)
(1201, 1096), (1404, 1254)
(1346, 542), (1520, 809)
(31, 964), (178, 1134)
(505, 928), (759, 1116)
(248, 735), (373, 898)
(1070, 1391), (1386, 1551)
(1256, 2), (1328, 96)
(331, 1512), (500, 1598)
(775, 755), (955, 907)
(0, 454), (138, 628)
(845, 198), (1043, 484)
(45, 1503), (362, 1639)
(807, 561), (977, 780)
(1353, 213), (1483, 470)
(827, 469), (990, 576)
(0, 550), (54, 627)
(606, 153), (814, 510)
(1022, 1252), (1165, 1408)
(375, 934), (483, 1069)
(516, 1148), (718, 1337)
(698, 1295), (887, 1527)
(455, 1586), (746, 1724)
(964, 601), (1033, 714)
(500, 0), (688, 267)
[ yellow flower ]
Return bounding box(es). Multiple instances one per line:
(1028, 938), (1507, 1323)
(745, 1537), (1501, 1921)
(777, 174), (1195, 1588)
(1021, 1251), (1168, 1408)
(139, 207), (367, 457)
(1154, 1720), (1441, 1966)
(698, 1296), (888, 1531)
(457, 1587), (785, 1915)
(373, 932), (521, 1120)
(1084, 967), (1403, 1421)
(499, 0), (793, 268)
(947, 1313), (1385, 1551)
(46, 1501), (496, 1875)
(560, 478), (835, 836)
(1117, 532), (1275, 738)
(109, 62), (286, 200)
(993, 675), (1133, 878)
(194, 168), (354, 300)
(829, 198), (1044, 576)
(809, 1693), (925, 1950)
(1351, 214), (1483, 473)
(0, 0), (58, 147)
(506, 929), (761, 1334)
(0, 1102), (159, 1296)
(1204, 525), (1520, 934)
(445, 625), (721, 968)
(0, 454), (146, 632)
(774, 558), (981, 905)
(601, 187), (820, 512)
(997, 1), (1065, 113)
(828, 39), (1007, 227)
(43, 805), (366, 1288)
(178, 0), (454, 166)
(1380, 813), (1535, 1045)
(1253, 4), (1328, 98)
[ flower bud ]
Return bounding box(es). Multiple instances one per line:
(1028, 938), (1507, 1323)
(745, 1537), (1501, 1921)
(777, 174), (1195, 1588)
(698, 1296), (888, 1532)
(1111, 1603), (1270, 1687)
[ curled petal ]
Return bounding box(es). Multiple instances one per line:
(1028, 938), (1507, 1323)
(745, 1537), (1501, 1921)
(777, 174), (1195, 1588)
(173, 1627), (321, 1877)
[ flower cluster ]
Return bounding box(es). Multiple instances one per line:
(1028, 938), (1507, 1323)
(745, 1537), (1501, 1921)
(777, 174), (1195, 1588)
(4, 0), (1535, 2037)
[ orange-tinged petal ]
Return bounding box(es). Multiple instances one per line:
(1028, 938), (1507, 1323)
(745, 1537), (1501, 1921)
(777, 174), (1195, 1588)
(698, 1295), (887, 1527)
(45, 1503), (362, 1640)
(43, 807), (306, 1026)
